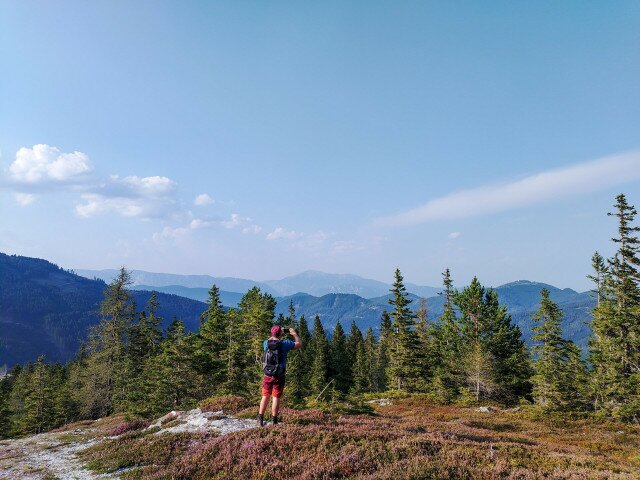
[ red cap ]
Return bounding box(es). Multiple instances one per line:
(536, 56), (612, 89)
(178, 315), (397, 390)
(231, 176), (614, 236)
(271, 325), (283, 337)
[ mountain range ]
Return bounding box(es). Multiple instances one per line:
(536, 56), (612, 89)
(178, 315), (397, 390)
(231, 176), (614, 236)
(2, 253), (596, 367)
(75, 268), (442, 299)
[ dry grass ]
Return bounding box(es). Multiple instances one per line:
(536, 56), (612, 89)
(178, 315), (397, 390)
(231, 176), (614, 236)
(79, 399), (640, 479)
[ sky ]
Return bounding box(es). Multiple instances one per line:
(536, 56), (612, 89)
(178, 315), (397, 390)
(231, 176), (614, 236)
(1, 1), (639, 291)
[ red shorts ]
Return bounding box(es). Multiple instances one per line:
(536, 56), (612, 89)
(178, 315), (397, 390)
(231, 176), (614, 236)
(262, 375), (286, 398)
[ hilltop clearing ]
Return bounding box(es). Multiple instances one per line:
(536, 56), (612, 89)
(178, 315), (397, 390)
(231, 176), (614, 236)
(2, 397), (639, 479)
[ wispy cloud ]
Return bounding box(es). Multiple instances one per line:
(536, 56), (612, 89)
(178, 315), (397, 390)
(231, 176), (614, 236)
(448, 231), (461, 240)
(266, 227), (303, 241)
(194, 193), (214, 206)
(375, 151), (640, 227)
(75, 175), (178, 219)
(14, 193), (37, 206)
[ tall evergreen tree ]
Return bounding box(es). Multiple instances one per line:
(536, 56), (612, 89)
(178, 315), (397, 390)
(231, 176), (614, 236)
(377, 311), (393, 391)
(414, 298), (433, 392)
(285, 309), (311, 407)
(387, 269), (420, 391)
(430, 269), (461, 401)
(363, 327), (380, 392)
(196, 285), (228, 395)
(587, 252), (609, 307)
(20, 357), (55, 434)
(77, 268), (136, 417)
(309, 316), (330, 397)
(455, 278), (531, 403)
(330, 322), (350, 396)
(531, 289), (571, 410)
(590, 194), (640, 419)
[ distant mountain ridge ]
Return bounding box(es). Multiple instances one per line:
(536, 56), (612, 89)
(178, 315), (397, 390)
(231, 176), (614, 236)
(75, 268), (441, 299)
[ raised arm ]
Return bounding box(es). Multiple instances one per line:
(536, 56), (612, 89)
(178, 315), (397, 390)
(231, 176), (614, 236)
(289, 327), (302, 350)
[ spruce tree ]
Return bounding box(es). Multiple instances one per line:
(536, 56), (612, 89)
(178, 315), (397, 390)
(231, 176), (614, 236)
(455, 278), (531, 403)
(590, 194), (640, 419)
(196, 285), (228, 395)
(309, 316), (330, 397)
(284, 311), (311, 407)
(430, 268), (461, 401)
(223, 308), (248, 395)
(414, 298), (432, 392)
(363, 327), (379, 392)
(21, 357), (55, 434)
(531, 289), (570, 409)
(587, 252), (608, 307)
(330, 322), (350, 396)
(387, 269), (420, 391)
(377, 311), (393, 391)
(78, 268), (136, 417)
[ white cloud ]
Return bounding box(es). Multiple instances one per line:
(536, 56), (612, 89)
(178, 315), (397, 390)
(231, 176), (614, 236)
(221, 213), (251, 229)
(9, 144), (92, 184)
(194, 193), (214, 206)
(375, 150), (640, 227)
(242, 225), (263, 235)
(448, 231), (461, 240)
(14, 193), (37, 206)
(75, 175), (177, 219)
(266, 227), (303, 241)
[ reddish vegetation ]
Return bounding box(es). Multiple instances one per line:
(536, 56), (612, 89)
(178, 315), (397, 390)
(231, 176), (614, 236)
(107, 418), (152, 437)
(81, 400), (640, 479)
(197, 395), (254, 415)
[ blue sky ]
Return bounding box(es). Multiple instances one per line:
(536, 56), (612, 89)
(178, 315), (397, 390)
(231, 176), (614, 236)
(1, 1), (639, 290)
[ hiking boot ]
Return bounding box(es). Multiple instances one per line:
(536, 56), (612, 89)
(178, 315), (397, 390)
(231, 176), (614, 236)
(272, 415), (279, 425)
(257, 414), (264, 427)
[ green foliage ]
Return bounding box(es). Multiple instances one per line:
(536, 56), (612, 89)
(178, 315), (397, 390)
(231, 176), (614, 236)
(589, 194), (640, 420)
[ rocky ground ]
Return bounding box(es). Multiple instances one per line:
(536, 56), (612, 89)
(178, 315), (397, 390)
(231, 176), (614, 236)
(0, 408), (259, 480)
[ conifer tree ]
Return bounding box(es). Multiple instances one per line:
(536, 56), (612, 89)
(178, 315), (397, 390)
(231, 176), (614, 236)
(414, 298), (432, 392)
(531, 289), (570, 409)
(148, 319), (199, 414)
(196, 285), (228, 394)
(363, 327), (380, 392)
(455, 278), (530, 402)
(78, 268), (136, 417)
(21, 357), (55, 434)
(124, 292), (163, 413)
(587, 252), (609, 307)
(330, 322), (350, 396)
(351, 340), (371, 394)
(590, 194), (640, 419)
(284, 310), (311, 407)
(430, 269), (461, 401)
(222, 308), (248, 395)
(345, 321), (364, 382)
(378, 311), (393, 391)
(309, 316), (330, 397)
(387, 269), (420, 391)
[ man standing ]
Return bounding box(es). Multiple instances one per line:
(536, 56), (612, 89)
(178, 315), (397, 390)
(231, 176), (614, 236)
(258, 325), (301, 426)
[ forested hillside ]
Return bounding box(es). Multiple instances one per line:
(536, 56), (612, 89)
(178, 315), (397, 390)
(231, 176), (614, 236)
(0, 253), (205, 367)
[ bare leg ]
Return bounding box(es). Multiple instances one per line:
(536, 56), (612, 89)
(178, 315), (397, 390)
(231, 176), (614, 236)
(271, 396), (281, 418)
(259, 395), (270, 415)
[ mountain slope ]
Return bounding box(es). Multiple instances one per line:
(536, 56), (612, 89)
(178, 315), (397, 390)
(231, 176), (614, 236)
(0, 254), (206, 367)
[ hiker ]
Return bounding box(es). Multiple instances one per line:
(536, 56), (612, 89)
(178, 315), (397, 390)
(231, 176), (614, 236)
(258, 325), (301, 426)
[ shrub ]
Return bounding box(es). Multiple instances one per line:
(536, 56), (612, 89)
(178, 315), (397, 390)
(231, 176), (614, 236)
(197, 395), (253, 415)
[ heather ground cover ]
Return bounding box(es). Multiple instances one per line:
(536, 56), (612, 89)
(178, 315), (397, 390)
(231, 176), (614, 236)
(78, 398), (640, 480)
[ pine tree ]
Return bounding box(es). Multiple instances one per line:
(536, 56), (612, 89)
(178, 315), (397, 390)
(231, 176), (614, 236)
(78, 268), (136, 417)
(455, 278), (531, 403)
(351, 340), (371, 395)
(377, 311), (393, 391)
(223, 308), (247, 395)
(587, 252), (608, 307)
(148, 319), (200, 414)
(363, 327), (379, 392)
(590, 194), (640, 419)
(22, 357), (56, 434)
(414, 298), (432, 392)
(196, 285), (228, 395)
(531, 289), (571, 410)
(430, 268), (461, 402)
(284, 310), (311, 407)
(124, 292), (163, 414)
(330, 322), (350, 396)
(387, 269), (420, 391)
(345, 321), (364, 381)
(309, 316), (330, 398)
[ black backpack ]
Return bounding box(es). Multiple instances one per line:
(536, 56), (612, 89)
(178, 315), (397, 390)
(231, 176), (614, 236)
(263, 339), (284, 376)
